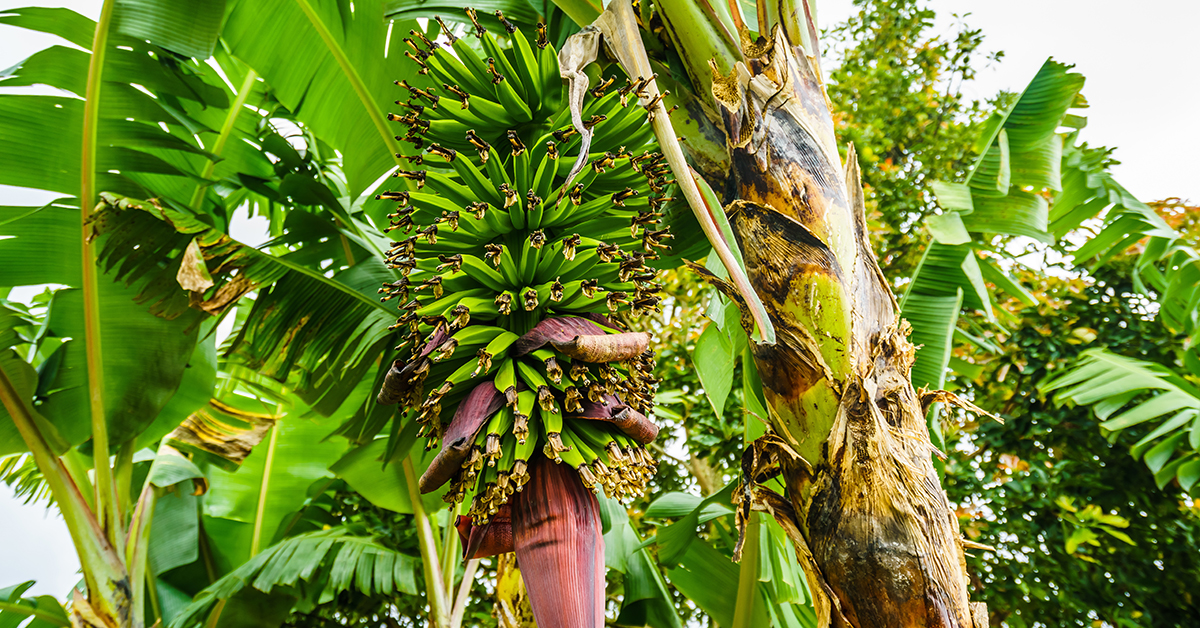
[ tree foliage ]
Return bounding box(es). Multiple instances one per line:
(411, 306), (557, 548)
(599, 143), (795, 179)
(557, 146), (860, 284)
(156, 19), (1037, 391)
(946, 261), (1200, 626)
(826, 0), (996, 281)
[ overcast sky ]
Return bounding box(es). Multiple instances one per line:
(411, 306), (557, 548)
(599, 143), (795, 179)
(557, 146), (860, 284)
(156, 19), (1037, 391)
(818, 0), (1200, 202)
(2, 0), (1197, 599)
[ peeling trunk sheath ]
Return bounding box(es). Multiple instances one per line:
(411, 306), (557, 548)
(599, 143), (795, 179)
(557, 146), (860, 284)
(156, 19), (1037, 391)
(716, 25), (982, 628)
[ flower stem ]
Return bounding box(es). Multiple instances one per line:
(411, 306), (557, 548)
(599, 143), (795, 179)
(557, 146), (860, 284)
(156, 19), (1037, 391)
(402, 456), (450, 627)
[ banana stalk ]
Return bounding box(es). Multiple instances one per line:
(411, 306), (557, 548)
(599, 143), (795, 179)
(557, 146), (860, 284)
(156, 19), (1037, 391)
(375, 12), (668, 625)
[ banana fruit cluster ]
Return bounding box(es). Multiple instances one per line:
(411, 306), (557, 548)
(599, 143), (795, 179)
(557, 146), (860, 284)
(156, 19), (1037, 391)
(376, 10), (672, 525)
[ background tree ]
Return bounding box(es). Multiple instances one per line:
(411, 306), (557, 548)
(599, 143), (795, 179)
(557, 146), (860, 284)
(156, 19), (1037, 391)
(948, 259), (1200, 627)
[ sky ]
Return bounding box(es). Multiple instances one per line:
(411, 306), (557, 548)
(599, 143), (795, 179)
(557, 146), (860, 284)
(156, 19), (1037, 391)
(1, 0), (1198, 600)
(817, 0), (1200, 202)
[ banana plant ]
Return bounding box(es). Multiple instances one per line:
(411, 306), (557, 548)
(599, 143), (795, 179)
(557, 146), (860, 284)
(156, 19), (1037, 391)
(900, 59), (1086, 448)
(0, 1), (237, 623)
(911, 60), (1200, 483)
(1041, 349), (1200, 491)
(566, 1), (988, 625)
(368, 11), (673, 625)
(0, 0), (428, 624)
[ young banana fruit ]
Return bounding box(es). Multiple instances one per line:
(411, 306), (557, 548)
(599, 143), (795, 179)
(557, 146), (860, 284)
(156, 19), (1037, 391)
(376, 10), (672, 526)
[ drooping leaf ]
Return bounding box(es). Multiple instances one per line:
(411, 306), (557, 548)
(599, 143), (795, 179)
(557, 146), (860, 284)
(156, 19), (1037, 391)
(1042, 348), (1200, 488)
(906, 59), (1087, 396)
(202, 407), (346, 570)
(0, 202), (203, 453)
(0, 581), (70, 628)
(91, 193), (398, 409)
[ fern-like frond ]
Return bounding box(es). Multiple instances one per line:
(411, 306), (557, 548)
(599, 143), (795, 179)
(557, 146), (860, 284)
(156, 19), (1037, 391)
(168, 526), (419, 628)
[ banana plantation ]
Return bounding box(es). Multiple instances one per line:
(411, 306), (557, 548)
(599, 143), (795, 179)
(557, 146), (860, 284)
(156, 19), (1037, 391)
(2, 0), (1198, 627)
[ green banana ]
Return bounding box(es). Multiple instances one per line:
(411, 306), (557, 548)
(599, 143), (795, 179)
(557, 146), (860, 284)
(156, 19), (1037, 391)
(378, 10), (671, 522)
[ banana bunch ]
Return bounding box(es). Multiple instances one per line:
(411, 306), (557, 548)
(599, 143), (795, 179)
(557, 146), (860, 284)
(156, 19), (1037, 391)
(375, 10), (673, 526)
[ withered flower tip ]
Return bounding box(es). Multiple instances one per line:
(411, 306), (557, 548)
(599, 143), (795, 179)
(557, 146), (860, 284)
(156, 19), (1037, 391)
(486, 57), (504, 84)
(464, 8), (485, 38)
(506, 130), (527, 155)
(523, 288), (539, 311)
(494, 10), (516, 33)
(494, 293), (512, 315)
(529, 228), (546, 249)
(562, 234), (581, 260)
(484, 243), (504, 266)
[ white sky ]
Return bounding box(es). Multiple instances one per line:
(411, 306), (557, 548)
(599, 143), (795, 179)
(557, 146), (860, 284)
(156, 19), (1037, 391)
(1, 0), (1197, 600)
(818, 0), (1200, 202)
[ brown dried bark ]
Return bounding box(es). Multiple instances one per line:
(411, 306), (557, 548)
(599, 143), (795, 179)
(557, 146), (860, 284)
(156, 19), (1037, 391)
(713, 20), (986, 628)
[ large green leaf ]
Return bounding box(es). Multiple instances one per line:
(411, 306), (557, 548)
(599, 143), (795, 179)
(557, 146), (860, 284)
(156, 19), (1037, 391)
(329, 436), (448, 514)
(644, 482), (735, 568)
(0, 6), (95, 48)
(0, 96), (85, 196)
(111, 0), (226, 59)
(692, 305), (746, 417)
(0, 2), (288, 455)
(904, 243), (990, 315)
(0, 5), (282, 214)
(202, 405), (346, 571)
(147, 449), (209, 576)
(0, 205), (203, 453)
(0, 35), (237, 204)
(37, 283), (201, 448)
(905, 59), (1087, 398)
(1041, 349), (1200, 491)
(667, 540), (770, 628)
(133, 331), (218, 451)
(1050, 141), (1200, 345)
(902, 290), (963, 393)
(964, 191), (1051, 243)
(221, 0), (421, 196)
(386, 0), (542, 29)
(92, 194), (398, 409)
(965, 59), (1085, 186)
(599, 497), (684, 628)
(0, 581), (70, 628)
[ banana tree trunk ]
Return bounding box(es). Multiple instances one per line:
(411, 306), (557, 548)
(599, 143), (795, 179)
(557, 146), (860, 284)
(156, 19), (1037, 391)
(713, 18), (986, 628)
(583, 1), (987, 626)
(719, 28), (982, 626)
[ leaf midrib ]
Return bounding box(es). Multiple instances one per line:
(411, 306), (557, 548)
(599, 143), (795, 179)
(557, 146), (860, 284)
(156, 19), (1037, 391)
(290, 0), (403, 167)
